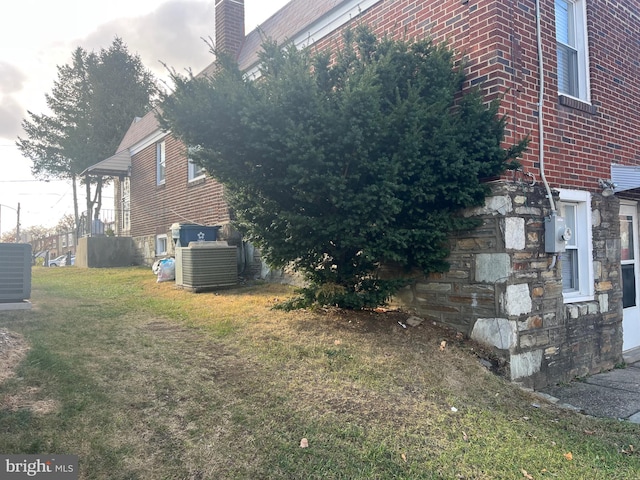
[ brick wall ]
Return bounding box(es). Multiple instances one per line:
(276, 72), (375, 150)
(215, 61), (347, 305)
(308, 0), (640, 187)
(130, 134), (230, 244)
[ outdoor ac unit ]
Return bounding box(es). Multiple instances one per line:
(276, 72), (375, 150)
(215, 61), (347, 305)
(175, 241), (238, 292)
(0, 243), (32, 303)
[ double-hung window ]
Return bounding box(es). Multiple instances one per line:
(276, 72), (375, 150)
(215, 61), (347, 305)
(558, 189), (594, 302)
(555, 0), (590, 102)
(157, 140), (166, 185)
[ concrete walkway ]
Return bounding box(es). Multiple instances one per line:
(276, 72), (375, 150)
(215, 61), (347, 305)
(539, 348), (640, 424)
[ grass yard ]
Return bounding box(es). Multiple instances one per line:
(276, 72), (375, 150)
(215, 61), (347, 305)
(1, 267), (639, 479)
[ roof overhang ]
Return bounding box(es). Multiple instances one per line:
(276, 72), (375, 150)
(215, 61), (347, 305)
(82, 150), (131, 177)
(611, 164), (640, 193)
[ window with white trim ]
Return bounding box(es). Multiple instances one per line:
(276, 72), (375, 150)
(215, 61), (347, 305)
(156, 141), (166, 185)
(156, 234), (168, 256)
(187, 145), (206, 182)
(555, 0), (590, 102)
(558, 189), (594, 302)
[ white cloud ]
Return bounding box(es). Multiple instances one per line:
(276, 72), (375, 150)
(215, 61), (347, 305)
(0, 62), (27, 94)
(0, 95), (25, 140)
(78, 1), (215, 80)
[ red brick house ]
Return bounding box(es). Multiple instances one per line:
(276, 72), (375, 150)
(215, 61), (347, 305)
(90, 0), (640, 388)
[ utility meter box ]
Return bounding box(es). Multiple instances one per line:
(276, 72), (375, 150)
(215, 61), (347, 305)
(544, 214), (570, 253)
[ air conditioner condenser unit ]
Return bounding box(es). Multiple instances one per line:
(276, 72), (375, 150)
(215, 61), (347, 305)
(0, 243), (32, 308)
(175, 241), (238, 292)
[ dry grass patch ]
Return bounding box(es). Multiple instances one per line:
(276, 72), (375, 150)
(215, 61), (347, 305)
(0, 268), (639, 479)
(1, 387), (59, 415)
(0, 329), (58, 416)
(0, 328), (29, 383)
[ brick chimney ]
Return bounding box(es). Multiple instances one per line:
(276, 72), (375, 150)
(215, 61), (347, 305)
(215, 0), (245, 59)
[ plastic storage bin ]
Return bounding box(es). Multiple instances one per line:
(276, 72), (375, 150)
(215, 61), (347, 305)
(170, 223), (220, 247)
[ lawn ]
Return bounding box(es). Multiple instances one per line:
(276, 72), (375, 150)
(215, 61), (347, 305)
(1, 267), (639, 479)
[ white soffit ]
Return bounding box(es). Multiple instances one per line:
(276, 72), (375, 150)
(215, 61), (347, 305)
(129, 130), (168, 156)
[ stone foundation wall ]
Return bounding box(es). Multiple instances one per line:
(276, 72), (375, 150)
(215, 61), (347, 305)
(391, 181), (623, 388)
(134, 234), (158, 266)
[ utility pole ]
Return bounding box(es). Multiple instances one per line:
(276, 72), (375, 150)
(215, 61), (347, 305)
(0, 203), (21, 243)
(16, 202), (20, 243)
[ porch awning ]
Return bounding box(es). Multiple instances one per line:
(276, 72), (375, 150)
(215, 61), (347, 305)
(82, 150), (131, 177)
(611, 164), (640, 193)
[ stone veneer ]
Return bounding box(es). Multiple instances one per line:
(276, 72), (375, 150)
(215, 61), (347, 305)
(391, 180), (623, 389)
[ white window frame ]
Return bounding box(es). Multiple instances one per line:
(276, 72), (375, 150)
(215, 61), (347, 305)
(188, 159), (206, 182)
(558, 189), (594, 303)
(156, 141), (166, 186)
(555, 0), (591, 103)
(156, 234), (168, 256)
(187, 145), (206, 182)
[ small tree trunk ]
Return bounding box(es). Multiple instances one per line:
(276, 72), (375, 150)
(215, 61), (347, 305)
(85, 175), (93, 237)
(72, 175), (80, 241)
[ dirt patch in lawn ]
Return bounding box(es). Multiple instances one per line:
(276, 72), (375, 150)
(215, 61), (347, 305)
(304, 307), (509, 375)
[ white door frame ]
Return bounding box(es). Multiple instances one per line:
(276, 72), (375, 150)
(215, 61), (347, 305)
(620, 201), (640, 351)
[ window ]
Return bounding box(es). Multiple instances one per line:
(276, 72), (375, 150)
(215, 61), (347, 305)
(558, 189), (594, 302)
(555, 0), (590, 102)
(156, 234), (168, 256)
(187, 145), (206, 182)
(188, 160), (206, 182)
(156, 141), (166, 185)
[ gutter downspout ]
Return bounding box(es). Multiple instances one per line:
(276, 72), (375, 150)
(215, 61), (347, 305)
(536, 0), (556, 214)
(536, 0), (559, 271)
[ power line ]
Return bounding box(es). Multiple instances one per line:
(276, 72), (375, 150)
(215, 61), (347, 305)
(0, 179), (64, 183)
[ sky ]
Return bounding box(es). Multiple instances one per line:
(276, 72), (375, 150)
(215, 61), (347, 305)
(0, 0), (290, 236)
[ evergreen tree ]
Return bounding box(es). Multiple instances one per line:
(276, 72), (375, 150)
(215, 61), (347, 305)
(159, 28), (528, 309)
(17, 38), (157, 233)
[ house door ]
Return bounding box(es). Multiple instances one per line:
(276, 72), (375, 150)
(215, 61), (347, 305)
(620, 203), (640, 351)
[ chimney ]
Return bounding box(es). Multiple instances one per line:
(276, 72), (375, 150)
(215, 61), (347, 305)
(215, 0), (245, 59)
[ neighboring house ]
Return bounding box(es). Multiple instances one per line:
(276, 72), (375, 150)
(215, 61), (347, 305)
(87, 0), (640, 388)
(31, 230), (75, 260)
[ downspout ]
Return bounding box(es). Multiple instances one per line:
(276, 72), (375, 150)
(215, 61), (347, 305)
(536, 0), (558, 271)
(536, 0), (555, 213)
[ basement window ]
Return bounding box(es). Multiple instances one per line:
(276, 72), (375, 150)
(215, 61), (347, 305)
(156, 234), (168, 256)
